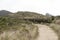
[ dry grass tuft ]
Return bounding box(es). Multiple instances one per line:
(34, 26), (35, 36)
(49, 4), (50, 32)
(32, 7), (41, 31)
(0, 24), (38, 40)
(49, 23), (60, 40)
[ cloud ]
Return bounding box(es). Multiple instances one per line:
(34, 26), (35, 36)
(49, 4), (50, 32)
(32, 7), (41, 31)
(0, 0), (60, 16)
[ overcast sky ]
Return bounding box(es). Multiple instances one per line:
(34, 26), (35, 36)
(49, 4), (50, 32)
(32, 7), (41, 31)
(0, 0), (60, 16)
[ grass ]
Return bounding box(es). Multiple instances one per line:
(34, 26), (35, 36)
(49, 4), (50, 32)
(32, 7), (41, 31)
(0, 16), (39, 40)
(49, 23), (60, 40)
(0, 24), (38, 40)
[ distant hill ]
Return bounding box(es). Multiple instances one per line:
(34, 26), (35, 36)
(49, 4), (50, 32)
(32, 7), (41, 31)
(9, 11), (45, 18)
(0, 10), (12, 16)
(0, 10), (54, 23)
(8, 11), (54, 23)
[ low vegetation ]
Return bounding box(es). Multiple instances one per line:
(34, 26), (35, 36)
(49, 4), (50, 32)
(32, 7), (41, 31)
(0, 10), (60, 40)
(49, 24), (60, 40)
(0, 16), (38, 40)
(0, 24), (38, 40)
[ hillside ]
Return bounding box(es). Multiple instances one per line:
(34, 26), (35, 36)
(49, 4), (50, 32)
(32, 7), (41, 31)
(0, 10), (12, 16)
(8, 11), (54, 23)
(8, 11), (46, 19)
(0, 10), (39, 40)
(0, 10), (60, 40)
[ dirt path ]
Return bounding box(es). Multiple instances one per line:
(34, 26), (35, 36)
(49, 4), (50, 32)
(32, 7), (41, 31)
(35, 24), (58, 40)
